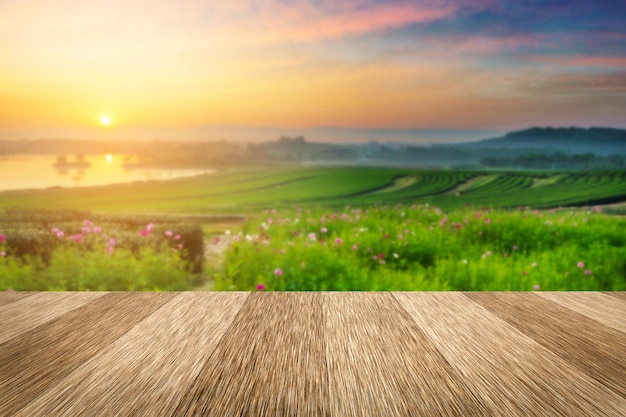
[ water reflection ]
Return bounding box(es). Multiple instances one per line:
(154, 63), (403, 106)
(0, 154), (214, 191)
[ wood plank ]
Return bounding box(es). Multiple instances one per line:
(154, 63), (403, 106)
(0, 292), (175, 417)
(0, 292), (107, 344)
(466, 292), (626, 398)
(395, 292), (626, 417)
(16, 292), (248, 417)
(323, 292), (489, 417)
(173, 292), (329, 417)
(605, 291), (626, 302)
(537, 292), (626, 333)
(0, 291), (35, 306)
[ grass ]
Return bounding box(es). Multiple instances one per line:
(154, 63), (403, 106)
(1, 166), (625, 291)
(214, 204), (626, 291)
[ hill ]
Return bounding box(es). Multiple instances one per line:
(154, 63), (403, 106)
(472, 127), (626, 154)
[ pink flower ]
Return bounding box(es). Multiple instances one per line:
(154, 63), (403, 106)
(274, 268), (283, 276)
(533, 284), (540, 291)
(522, 271), (528, 276)
(51, 227), (59, 233)
(83, 220), (93, 227)
(321, 227), (327, 233)
(256, 283), (266, 291)
(577, 261), (584, 269)
(177, 243), (183, 249)
(584, 270), (593, 275)
(165, 230), (173, 237)
(69, 234), (83, 242)
(398, 234), (404, 239)
(352, 244), (358, 251)
(279, 249), (285, 254)
(93, 227), (102, 233)
(108, 238), (116, 246)
(0, 251), (6, 257)
(335, 238), (343, 245)
(0, 233), (4, 242)
(146, 223), (155, 231)
(82, 227), (91, 234)
(174, 234), (181, 240)
(308, 232), (316, 241)
(140, 229), (151, 237)
(56, 231), (64, 238)
(484, 218), (491, 225)
(512, 245), (519, 251)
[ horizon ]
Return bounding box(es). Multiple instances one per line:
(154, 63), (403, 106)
(1, 0), (625, 140)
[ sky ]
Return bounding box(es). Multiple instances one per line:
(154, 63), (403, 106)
(1, 0), (625, 141)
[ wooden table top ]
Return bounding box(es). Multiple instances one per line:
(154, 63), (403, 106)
(1, 291), (625, 416)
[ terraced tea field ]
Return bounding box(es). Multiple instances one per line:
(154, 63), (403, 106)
(0, 167), (624, 212)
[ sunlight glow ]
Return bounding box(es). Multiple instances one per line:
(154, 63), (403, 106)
(105, 154), (113, 164)
(101, 115), (111, 126)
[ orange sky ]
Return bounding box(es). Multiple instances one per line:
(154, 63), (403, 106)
(1, 0), (625, 139)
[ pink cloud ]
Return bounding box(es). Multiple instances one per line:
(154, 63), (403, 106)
(264, 2), (455, 40)
(199, 0), (458, 42)
(528, 55), (626, 70)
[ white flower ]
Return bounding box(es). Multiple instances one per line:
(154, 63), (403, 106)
(393, 253), (399, 259)
(225, 230), (231, 235)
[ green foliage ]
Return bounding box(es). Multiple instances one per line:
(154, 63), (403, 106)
(215, 205), (626, 291)
(0, 245), (191, 291)
(0, 211), (199, 290)
(0, 209), (204, 272)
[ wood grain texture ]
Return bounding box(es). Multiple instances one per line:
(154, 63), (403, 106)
(0, 292), (175, 416)
(0, 291), (106, 344)
(537, 292), (626, 333)
(16, 292), (248, 417)
(1, 292), (625, 416)
(605, 291), (626, 302)
(466, 292), (626, 398)
(173, 292), (329, 417)
(0, 291), (34, 306)
(323, 292), (489, 416)
(395, 292), (626, 417)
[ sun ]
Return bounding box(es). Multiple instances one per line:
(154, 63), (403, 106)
(100, 115), (112, 126)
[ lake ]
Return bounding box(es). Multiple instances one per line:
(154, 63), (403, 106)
(0, 154), (214, 191)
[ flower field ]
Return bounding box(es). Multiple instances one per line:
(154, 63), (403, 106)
(0, 211), (204, 290)
(215, 204), (626, 291)
(1, 167), (626, 291)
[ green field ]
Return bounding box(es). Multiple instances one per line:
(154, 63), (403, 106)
(1, 166), (625, 213)
(1, 166), (625, 291)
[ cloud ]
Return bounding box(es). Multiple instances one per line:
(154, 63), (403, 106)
(520, 71), (626, 94)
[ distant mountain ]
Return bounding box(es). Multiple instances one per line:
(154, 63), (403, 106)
(467, 127), (626, 154)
